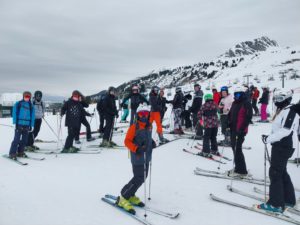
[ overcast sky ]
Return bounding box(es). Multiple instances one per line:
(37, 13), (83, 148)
(0, 0), (299, 97)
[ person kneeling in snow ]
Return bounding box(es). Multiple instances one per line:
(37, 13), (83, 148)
(117, 104), (156, 215)
(259, 90), (299, 213)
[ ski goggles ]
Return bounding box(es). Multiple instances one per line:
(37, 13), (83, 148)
(24, 94), (31, 99)
(234, 92), (242, 99)
(273, 94), (287, 103)
(137, 111), (150, 117)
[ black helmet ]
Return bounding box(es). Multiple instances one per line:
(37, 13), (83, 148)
(194, 83), (200, 88)
(34, 90), (43, 100)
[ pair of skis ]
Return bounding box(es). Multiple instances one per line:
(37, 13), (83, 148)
(193, 145), (232, 161)
(2, 154), (45, 166)
(182, 148), (227, 164)
(102, 194), (179, 225)
(194, 167), (270, 186)
(198, 141), (252, 150)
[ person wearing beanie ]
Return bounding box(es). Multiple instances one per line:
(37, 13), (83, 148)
(9, 91), (35, 159)
(198, 93), (219, 157)
(60, 90), (85, 153)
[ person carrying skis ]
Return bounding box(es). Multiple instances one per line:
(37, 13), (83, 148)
(9, 91), (35, 159)
(61, 90), (85, 153)
(117, 103), (156, 214)
(122, 84), (149, 125)
(189, 83), (204, 140)
(228, 86), (253, 177)
(25, 90), (44, 151)
(258, 86), (270, 122)
(218, 86), (234, 146)
(170, 87), (186, 134)
(99, 87), (119, 148)
(96, 94), (106, 137)
(251, 86), (260, 116)
(149, 86), (168, 144)
(258, 90), (299, 213)
(74, 94), (95, 144)
(198, 93), (219, 157)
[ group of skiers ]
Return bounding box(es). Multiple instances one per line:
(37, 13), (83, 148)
(6, 82), (300, 216)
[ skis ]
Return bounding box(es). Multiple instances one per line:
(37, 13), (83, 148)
(2, 154), (28, 166)
(102, 197), (153, 225)
(198, 142), (252, 150)
(194, 167), (269, 186)
(104, 194), (179, 219)
(289, 158), (300, 164)
(87, 145), (126, 150)
(33, 149), (101, 154)
(183, 148), (226, 164)
(24, 155), (45, 161)
(210, 194), (300, 225)
(228, 185), (300, 216)
(194, 145), (232, 161)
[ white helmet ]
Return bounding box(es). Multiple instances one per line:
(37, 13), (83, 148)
(234, 86), (245, 93)
(137, 103), (150, 113)
(273, 89), (293, 103)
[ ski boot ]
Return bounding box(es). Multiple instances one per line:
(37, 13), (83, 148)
(194, 135), (203, 140)
(198, 152), (212, 158)
(9, 153), (17, 160)
(117, 196), (136, 215)
(211, 151), (221, 156)
(32, 145), (40, 150)
(109, 141), (117, 147)
(87, 137), (96, 142)
(99, 140), (113, 148)
(129, 196), (145, 207)
(257, 203), (283, 213)
(61, 147), (79, 153)
(17, 152), (28, 158)
(75, 140), (81, 145)
(159, 134), (169, 144)
(25, 146), (36, 152)
(227, 169), (249, 178)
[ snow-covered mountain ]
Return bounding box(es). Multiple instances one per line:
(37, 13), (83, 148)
(117, 36), (300, 92)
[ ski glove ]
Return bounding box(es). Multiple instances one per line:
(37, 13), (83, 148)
(136, 145), (147, 154)
(261, 135), (268, 144)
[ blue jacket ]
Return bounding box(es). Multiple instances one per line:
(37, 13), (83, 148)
(13, 100), (35, 128)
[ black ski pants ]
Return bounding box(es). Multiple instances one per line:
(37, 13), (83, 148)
(231, 132), (247, 174)
(202, 127), (218, 153)
(27, 118), (42, 146)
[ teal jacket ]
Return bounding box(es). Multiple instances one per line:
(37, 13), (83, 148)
(12, 100), (35, 128)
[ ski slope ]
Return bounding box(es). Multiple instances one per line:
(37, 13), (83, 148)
(0, 101), (300, 225)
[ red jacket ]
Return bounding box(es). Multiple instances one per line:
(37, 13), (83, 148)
(252, 89), (260, 100)
(213, 92), (221, 105)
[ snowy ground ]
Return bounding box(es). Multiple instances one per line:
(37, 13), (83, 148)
(1, 104), (300, 225)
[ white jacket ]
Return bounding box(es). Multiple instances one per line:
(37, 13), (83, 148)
(219, 94), (234, 115)
(267, 105), (300, 149)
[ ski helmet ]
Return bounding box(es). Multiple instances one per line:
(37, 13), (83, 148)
(204, 93), (213, 101)
(194, 83), (201, 88)
(273, 89), (293, 108)
(233, 86), (245, 100)
(34, 90), (43, 100)
(175, 87), (182, 93)
(136, 103), (150, 122)
(221, 86), (228, 92)
(23, 91), (32, 99)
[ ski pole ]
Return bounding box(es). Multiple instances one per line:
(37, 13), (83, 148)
(297, 140), (299, 168)
(143, 152), (148, 219)
(43, 117), (64, 146)
(264, 143), (268, 203)
(0, 123), (14, 128)
(230, 135), (238, 188)
(148, 160), (152, 201)
(109, 116), (117, 143)
(217, 145), (226, 171)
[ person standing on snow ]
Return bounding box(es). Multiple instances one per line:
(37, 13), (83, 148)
(122, 84), (149, 125)
(99, 87), (119, 148)
(25, 90), (44, 151)
(9, 91), (35, 159)
(189, 83), (204, 140)
(158, 88), (169, 122)
(258, 90), (299, 213)
(218, 86), (234, 146)
(198, 93), (220, 157)
(149, 86), (168, 144)
(96, 94), (106, 137)
(228, 86), (253, 177)
(120, 99), (129, 123)
(170, 87), (186, 135)
(61, 90), (85, 153)
(251, 86), (260, 116)
(117, 104), (156, 214)
(74, 94), (96, 144)
(258, 86), (270, 122)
